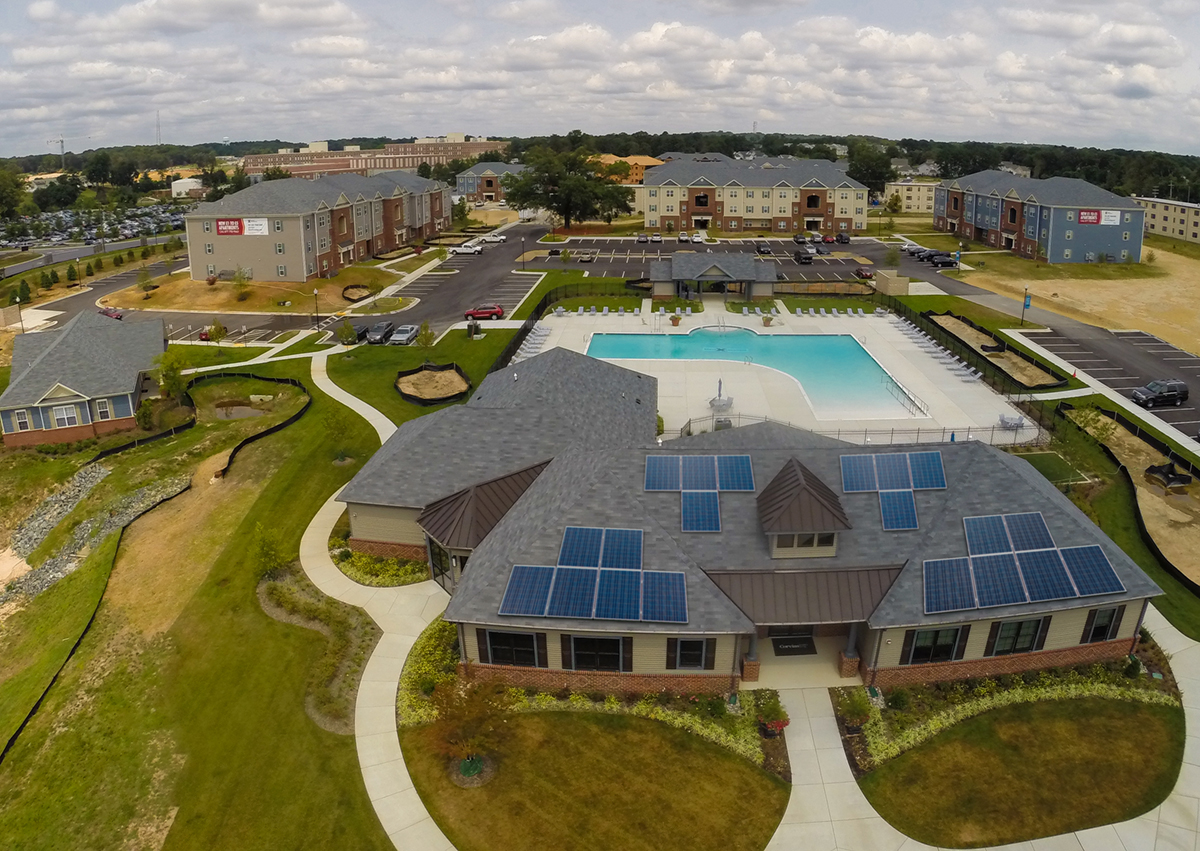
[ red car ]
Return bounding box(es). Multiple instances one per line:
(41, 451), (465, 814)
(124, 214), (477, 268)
(464, 303), (504, 320)
(97, 307), (124, 320)
(823, 235), (836, 243)
(854, 267), (874, 280)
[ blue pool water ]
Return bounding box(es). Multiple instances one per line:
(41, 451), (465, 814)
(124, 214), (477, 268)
(586, 328), (916, 419)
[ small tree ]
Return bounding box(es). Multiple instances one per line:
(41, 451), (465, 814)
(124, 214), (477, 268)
(252, 522), (288, 578)
(336, 321), (358, 345)
(208, 319), (228, 346)
(95, 256), (104, 270)
(17, 279), (31, 302)
(884, 246), (901, 268)
(134, 399), (155, 430)
(50, 269), (60, 284)
(1145, 250), (1157, 266)
(884, 193), (903, 214)
(416, 320), (435, 349)
(154, 347), (188, 403)
(429, 679), (512, 766)
(884, 217), (896, 233)
(137, 267), (154, 297)
(66, 263), (78, 282)
(141, 246), (151, 260)
(39, 270), (52, 289)
(126, 249), (135, 261)
(113, 253), (124, 267)
(85, 262), (94, 277)
(232, 266), (251, 301)
(559, 248), (572, 263)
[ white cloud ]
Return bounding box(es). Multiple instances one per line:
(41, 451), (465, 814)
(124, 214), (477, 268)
(291, 35), (369, 56)
(27, 0), (58, 21)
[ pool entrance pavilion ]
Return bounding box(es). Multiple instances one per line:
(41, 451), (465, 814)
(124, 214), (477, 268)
(649, 253), (779, 301)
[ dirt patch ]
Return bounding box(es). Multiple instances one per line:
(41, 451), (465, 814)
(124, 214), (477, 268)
(397, 369), (469, 399)
(0, 327), (14, 368)
(0, 547), (31, 584)
(931, 315), (1058, 386)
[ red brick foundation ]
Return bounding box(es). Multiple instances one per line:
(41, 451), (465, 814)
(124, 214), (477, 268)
(741, 656), (760, 682)
(462, 663), (738, 696)
(348, 537), (428, 562)
(838, 652), (860, 678)
(867, 636), (1137, 688)
(2, 416), (137, 448)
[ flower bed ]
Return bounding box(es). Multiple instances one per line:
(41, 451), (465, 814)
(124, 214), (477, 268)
(397, 616), (461, 725)
(329, 539), (429, 586)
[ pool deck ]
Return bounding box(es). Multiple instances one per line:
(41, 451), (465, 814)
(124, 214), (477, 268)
(534, 297), (1038, 446)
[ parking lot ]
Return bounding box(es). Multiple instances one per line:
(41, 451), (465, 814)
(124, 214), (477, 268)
(1030, 327), (1200, 437)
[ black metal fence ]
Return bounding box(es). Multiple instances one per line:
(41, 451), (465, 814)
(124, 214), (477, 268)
(926, 310), (1069, 390)
(1060, 401), (1200, 480)
(670, 412), (1049, 447)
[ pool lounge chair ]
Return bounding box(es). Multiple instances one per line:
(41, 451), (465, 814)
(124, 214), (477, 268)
(685, 307), (692, 316)
(590, 306), (597, 315)
(819, 308), (828, 317)
(633, 307), (640, 316)
(832, 309), (842, 317)
(743, 307), (750, 316)
(755, 307), (763, 316)
(771, 307), (779, 316)
(857, 309), (867, 317)
(602, 306), (609, 316)
(576, 306), (584, 316)
(808, 308), (817, 317)
(676, 307), (682, 316)
(795, 308), (803, 317)
(618, 306), (625, 316)
(659, 307), (666, 315)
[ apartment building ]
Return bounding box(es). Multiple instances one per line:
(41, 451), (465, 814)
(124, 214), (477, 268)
(455, 162), (528, 203)
(184, 171), (450, 283)
(242, 136), (507, 179)
(934, 170), (1144, 264)
(596, 154), (665, 184)
(641, 158), (869, 235)
(884, 179), (938, 214)
(1134, 197), (1200, 244)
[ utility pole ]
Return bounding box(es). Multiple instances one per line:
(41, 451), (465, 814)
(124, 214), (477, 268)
(156, 110), (161, 146)
(46, 134), (92, 170)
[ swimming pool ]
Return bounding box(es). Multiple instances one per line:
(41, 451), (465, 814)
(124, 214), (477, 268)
(586, 328), (921, 419)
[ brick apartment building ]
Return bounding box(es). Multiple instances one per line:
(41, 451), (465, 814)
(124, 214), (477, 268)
(454, 162), (528, 203)
(641, 157), (868, 235)
(184, 171), (450, 283)
(934, 170), (1144, 264)
(242, 135), (508, 179)
(1134, 197), (1200, 244)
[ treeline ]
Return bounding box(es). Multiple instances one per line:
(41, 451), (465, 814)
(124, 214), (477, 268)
(506, 130), (844, 161)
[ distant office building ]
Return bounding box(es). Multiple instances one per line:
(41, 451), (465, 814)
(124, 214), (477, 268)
(1133, 197), (1200, 244)
(171, 177), (204, 199)
(455, 163), (528, 203)
(243, 136), (508, 179)
(884, 180), (938, 214)
(934, 170), (1144, 263)
(596, 154), (664, 184)
(184, 171), (450, 283)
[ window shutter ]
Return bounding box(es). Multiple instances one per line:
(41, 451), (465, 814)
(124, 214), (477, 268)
(899, 630), (915, 666)
(1034, 616), (1052, 651)
(536, 633), (548, 669)
(476, 629), (490, 665)
(561, 635), (573, 670)
(704, 638), (717, 671)
(666, 638), (678, 670)
(984, 622), (1001, 657)
(1080, 610), (1097, 645)
(1110, 605), (1126, 642)
(622, 636), (634, 673)
(953, 625), (971, 661)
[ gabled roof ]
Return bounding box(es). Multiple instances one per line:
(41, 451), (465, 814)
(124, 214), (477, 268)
(756, 457), (852, 534)
(187, 171), (446, 217)
(650, 254), (778, 283)
(940, 170), (1141, 210)
(643, 157), (866, 191)
(418, 461), (550, 550)
(0, 312), (164, 409)
(457, 162), (527, 178)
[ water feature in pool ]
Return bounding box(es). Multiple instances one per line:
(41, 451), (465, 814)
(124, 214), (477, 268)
(586, 327), (921, 419)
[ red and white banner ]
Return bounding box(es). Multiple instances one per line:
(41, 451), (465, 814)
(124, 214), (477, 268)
(216, 218), (243, 236)
(1079, 210), (1121, 226)
(1078, 210), (1101, 225)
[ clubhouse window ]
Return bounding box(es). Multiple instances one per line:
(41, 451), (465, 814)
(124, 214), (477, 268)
(572, 637), (621, 672)
(52, 405), (78, 429)
(676, 639), (704, 669)
(488, 631), (538, 667)
(907, 627), (961, 665)
(990, 619), (1041, 656)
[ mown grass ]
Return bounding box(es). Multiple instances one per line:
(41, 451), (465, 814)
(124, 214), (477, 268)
(1014, 451), (1086, 484)
(0, 245), (179, 307)
(401, 712), (789, 851)
(0, 358), (392, 850)
(512, 270), (634, 320)
(0, 533), (119, 750)
(550, 295), (643, 313)
(0, 364), (10, 395)
(1144, 233), (1200, 262)
(0, 251), (42, 270)
(168, 344), (270, 369)
(777, 296), (877, 315)
(273, 333), (334, 358)
(860, 699), (1183, 848)
(326, 328), (517, 425)
(944, 251), (1165, 282)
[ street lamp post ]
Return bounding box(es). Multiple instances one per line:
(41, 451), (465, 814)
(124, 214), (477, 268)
(14, 296), (24, 333)
(1021, 285), (1029, 327)
(313, 288), (320, 328)
(521, 237), (525, 271)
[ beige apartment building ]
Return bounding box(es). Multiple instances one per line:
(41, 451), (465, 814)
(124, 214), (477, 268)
(1134, 197), (1200, 243)
(884, 179), (938, 214)
(596, 154), (665, 184)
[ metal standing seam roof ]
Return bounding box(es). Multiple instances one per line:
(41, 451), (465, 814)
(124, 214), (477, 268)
(649, 253), (778, 283)
(756, 457), (852, 534)
(417, 461), (551, 550)
(940, 169), (1142, 210)
(0, 312), (165, 408)
(707, 566), (904, 625)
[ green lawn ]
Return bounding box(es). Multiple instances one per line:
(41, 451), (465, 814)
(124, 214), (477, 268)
(550, 295), (643, 313)
(401, 712), (789, 851)
(0, 251), (42, 270)
(168, 344), (270, 369)
(1015, 451), (1086, 484)
(777, 296), (877, 315)
(0, 358), (392, 850)
(325, 264), (401, 291)
(896, 295), (1038, 330)
(326, 328), (517, 425)
(0, 245), (180, 307)
(383, 254), (433, 275)
(349, 296), (412, 314)
(860, 698), (1183, 848)
(0, 533), (119, 750)
(0, 364), (10, 395)
(273, 333), (334, 358)
(512, 270), (634, 320)
(944, 251), (1166, 282)
(1144, 233), (1200, 262)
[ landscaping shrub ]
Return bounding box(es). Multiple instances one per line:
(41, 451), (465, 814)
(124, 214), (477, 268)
(113, 254), (124, 267)
(85, 262), (94, 277)
(752, 688), (791, 734)
(397, 616), (460, 724)
(49, 269), (59, 284)
(838, 687), (872, 727)
(94, 257), (103, 270)
(331, 549), (427, 586)
(134, 400), (154, 430)
(885, 688), (910, 711)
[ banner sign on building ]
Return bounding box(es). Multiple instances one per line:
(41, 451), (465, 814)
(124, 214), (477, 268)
(216, 219), (243, 236)
(1079, 210), (1121, 226)
(243, 218), (269, 236)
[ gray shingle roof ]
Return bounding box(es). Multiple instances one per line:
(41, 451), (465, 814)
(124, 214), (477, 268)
(458, 162), (527, 177)
(644, 157), (866, 190)
(0, 312), (164, 408)
(942, 170), (1141, 210)
(186, 171), (446, 217)
(649, 254), (778, 283)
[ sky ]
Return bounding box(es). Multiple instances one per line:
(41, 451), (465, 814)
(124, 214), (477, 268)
(1, 0), (1199, 159)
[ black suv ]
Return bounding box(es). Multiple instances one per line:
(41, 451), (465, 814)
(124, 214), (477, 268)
(756, 244), (773, 255)
(1132, 379), (1188, 408)
(835, 233), (851, 244)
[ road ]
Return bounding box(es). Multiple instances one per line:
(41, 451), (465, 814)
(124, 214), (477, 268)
(0, 234), (182, 279)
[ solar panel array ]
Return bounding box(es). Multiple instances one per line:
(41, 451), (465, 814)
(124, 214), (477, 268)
(681, 490), (722, 532)
(645, 455), (755, 492)
(499, 565), (687, 623)
(839, 451), (947, 493)
(879, 490), (919, 531)
(923, 513), (1126, 614)
(558, 527), (643, 570)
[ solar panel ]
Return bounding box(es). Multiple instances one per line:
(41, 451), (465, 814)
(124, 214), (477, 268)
(1060, 546), (1126, 596)
(498, 565), (555, 616)
(717, 455), (755, 491)
(644, 455), (681, 491)
(546, 567), (598, 618)
(681, 455), (718, 491)
(599, 528), (643, 570)
(681, 490), (721, 532)
(963, 515), (1012, 555)
(924, 558), (976, 614)
(879, 490), (919, 531)
(840, 455), (878, 493)
(1016, 549), (1078, 602)
(558, 526), (604, 567)
(971, 553), (1029, 607)
(1003, 512), (1055, 552)
(908, 451), (947, 490)
(594, 569), (641, 621)
(642, 571), (688, 623)
(874, 453), (913, 491)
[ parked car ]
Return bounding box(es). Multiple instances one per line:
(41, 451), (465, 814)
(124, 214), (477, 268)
(650, 233), (663, 243)
(822, 235), (836, 243)
(904, 243), (925, 255)
(792, 233), (806, 244)
(464, 303), (504, 320)
(756, 243), (773, 255)
(795, 252), (813, 265)
(692, 233), (703, 243)
(480, 233), (507, 243)
(577, 251), (595, 262)
(678, 232), (689, 242)
(351, 323), (369, 341)
(498, 200), (507, 206)
(448, 242), (483, 255)
(854, 267), (875, 280)
(636, 233), (649, 243)
(474, 201), (484, 208)
(97, 307), (124, 319)
(835, 233), (851, 244)
(802, 245), (818, 255)
(929, 255), (958, 268)
(387, 324), (419, 345)
(814, 245), (830, 255)
(916, 249), (945, 261)
(809, 233), (823, 244)
(1132, 379), (1189, 408)
(366, 321), (395, 344)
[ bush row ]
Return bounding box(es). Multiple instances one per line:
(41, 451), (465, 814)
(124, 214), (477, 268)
(330, 546), (429, 587)
(397, 615), (461, 725)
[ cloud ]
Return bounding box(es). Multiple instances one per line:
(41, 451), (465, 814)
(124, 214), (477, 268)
(1003, 9), (1099, 38)
(291, 35), (369, 56)
(27, 0), (58, 21)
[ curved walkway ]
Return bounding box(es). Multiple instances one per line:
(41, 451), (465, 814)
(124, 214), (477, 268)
(310, 352), (397, 443)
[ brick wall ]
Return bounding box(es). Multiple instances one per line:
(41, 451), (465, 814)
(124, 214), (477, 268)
(867, 635), (1136, 688)
(463, 662), (738, 696)
(3, 420), (99, 448)
(93, 415), (137, 436)
(348, 537), (428, 563)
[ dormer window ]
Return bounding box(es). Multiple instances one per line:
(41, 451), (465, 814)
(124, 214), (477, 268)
(774, 532), (837, 557)
(757, 457), (851, 560)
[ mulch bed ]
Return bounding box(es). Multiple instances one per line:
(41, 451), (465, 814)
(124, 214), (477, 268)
(448, 755), (497, 788)
(760, 734), (791, 782)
